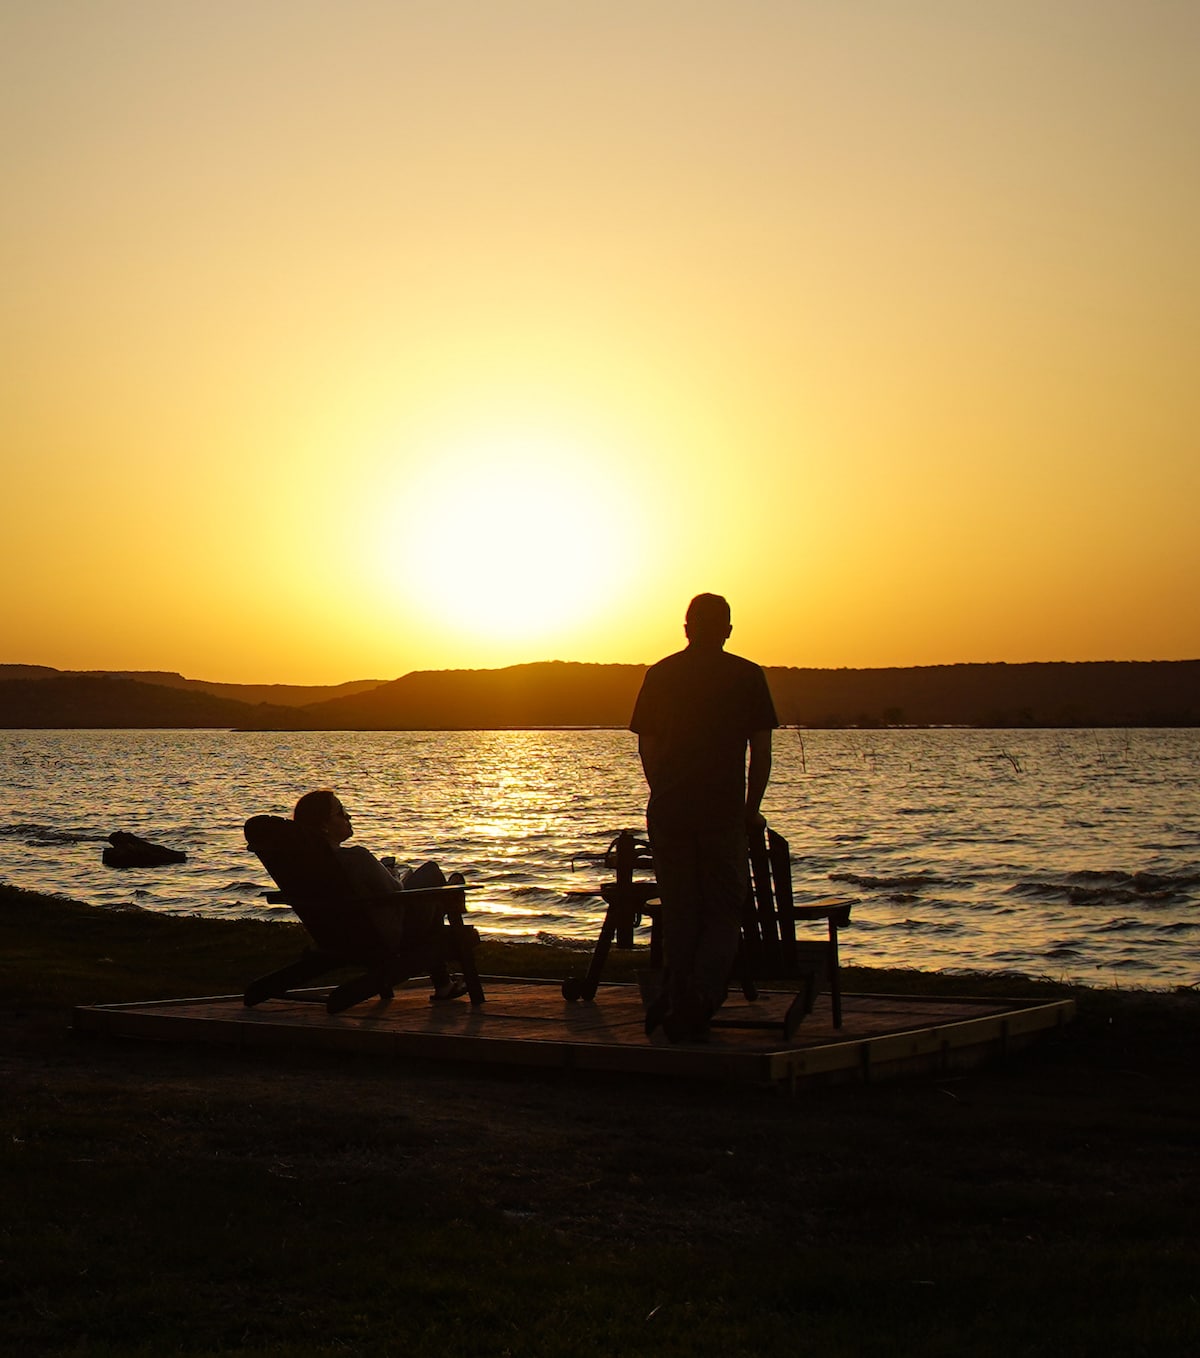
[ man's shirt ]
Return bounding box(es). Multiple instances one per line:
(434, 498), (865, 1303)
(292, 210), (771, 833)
(630, 646), (778, 830)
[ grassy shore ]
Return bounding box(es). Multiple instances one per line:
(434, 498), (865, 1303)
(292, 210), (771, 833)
(3, 884), (1198, 1357)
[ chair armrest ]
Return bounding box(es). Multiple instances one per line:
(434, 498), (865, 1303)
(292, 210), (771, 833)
(262, 884), (478, 911)
(792, 898), (855, 926)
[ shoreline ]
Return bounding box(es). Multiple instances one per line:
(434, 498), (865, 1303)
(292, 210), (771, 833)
(2, 880), (1194, 1014)
(2, 880), (1194, 1001)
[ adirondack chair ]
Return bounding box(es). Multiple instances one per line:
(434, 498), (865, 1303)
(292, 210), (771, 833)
(242, 814), (485, 1015)
(561, 824), (852, 1036)
(714, 825), (853, 1037)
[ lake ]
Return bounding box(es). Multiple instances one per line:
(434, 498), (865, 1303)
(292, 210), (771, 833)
(1, 727), (1197, 991)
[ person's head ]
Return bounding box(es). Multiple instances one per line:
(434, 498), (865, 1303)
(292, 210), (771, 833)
(684, 593), (732, 649)
(293, 788), (352, 845)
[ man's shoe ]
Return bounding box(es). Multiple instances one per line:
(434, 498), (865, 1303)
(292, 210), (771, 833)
(430, 977), (469, 1002)
(664, 990), (714, 1044)
(643, 992), (670, 1037)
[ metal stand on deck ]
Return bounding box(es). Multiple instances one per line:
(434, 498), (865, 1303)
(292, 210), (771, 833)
(561, 831), (659, 1001)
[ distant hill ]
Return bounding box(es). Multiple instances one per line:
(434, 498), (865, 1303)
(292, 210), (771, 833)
(293, 661), (648, 730)
(0, 666), (383, 708)
(0, 675), (310, 730)
(0, 659), (1196, 729)
(246, 658), (1200, 731)
(765, 660), (1200, 728)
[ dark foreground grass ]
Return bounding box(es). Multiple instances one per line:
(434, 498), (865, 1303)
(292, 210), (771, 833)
(3, 884), (1199, 1357)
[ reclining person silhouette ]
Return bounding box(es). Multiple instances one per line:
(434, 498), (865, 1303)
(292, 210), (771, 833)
(292, 788), (468, 1001)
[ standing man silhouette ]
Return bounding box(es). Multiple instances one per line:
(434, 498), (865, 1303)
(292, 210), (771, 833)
(630, 593), (778, 1041)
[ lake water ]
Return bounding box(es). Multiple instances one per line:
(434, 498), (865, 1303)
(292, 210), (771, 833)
(1, 727), (1197, 992)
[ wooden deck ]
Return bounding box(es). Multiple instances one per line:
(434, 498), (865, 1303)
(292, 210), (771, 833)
(72, 980), (1074, 1091)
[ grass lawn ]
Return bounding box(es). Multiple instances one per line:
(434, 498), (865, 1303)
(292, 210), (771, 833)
(3, 884), (1198, 1357)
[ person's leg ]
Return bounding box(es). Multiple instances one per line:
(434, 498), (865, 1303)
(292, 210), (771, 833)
(400, 860), (446, 889)
(400, 862), (471, 998)
(645, 821), (704, 1015)
(691, 824), (748, 1013)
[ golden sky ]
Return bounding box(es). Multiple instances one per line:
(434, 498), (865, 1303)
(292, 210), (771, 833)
(4, 1), (1197, 683)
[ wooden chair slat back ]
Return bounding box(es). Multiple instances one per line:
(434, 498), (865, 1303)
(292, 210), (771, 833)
(244, 814), (380, 957)
(768, 828), (800, 972)
(743, 826), (805, 977)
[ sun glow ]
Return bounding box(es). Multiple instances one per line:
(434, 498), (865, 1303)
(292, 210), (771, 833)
(376, 428), (641, 646)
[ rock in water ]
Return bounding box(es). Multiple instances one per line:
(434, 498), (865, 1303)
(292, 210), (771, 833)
(102, 831), (187, 868)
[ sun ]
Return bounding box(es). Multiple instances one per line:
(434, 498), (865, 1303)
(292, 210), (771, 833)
(383, 429), (637, 643)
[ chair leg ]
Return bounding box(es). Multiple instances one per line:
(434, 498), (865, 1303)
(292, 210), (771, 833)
(783, 969), (819, 1041)
(446, 912), (486, 1005)
(728, 940), (759, 1002)
(828, 922), (843, 1029)
(327, 970), (398, 1015)
(243, 953), (332, 1007)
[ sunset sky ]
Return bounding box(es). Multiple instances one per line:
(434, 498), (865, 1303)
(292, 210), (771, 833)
(4, 1), (1197, 684)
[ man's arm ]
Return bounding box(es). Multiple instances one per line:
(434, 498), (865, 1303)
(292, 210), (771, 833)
(638, 732), (664, 789)
(745, 728), (773, 829)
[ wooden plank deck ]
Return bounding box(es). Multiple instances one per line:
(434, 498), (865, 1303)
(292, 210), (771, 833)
(72, 980), (1074, 1090)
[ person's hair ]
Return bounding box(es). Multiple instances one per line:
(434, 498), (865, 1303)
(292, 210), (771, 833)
(293, 788), (339, 830)
(685, 592), (731, 637)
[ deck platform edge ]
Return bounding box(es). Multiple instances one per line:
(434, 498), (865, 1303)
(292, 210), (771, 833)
(71, 984), (1074, 1089)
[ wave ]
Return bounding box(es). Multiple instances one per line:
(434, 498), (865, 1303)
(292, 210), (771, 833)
(891, 917), (965, 935)
(1008, 868), (1200, 906)
(1096, 916), (1150, 933)
(1075, 868), (1200, 890)
(829, 870), (962, 891)
(0, 821), (102, 846)
(534, 931), (595, 952)
(505, 884), (581, 901)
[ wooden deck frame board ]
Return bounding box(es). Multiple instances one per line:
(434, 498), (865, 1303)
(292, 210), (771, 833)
(765, 997), (1075, 1088)
(72, 981), (1074, 1089)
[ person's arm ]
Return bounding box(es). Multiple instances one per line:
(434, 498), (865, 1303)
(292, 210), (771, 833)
(745, 728), (773, 830)
(638, 732), (664, 789)
(339, 845), (402, 896)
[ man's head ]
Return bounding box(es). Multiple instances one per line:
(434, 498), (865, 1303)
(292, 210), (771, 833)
(684, 593), (732, 649)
